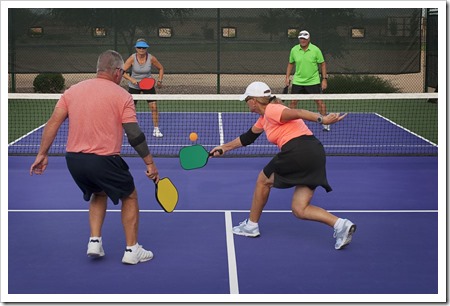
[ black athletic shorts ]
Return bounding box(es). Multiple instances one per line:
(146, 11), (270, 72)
(128, 87), (157, 104)
(263, 135), (332, 192)
(291, 83), (322, 94)
(65, 152), (135, 204)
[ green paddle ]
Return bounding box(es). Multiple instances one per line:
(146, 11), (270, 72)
(179, 145), (222, 170)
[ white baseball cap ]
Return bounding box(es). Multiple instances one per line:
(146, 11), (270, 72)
(240, 81), (272, 101)
(298, 30), (310, 39)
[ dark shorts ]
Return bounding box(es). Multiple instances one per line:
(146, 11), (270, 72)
(128, 87), (157, 104)
(291, 84), (322, 94)
(65, 153), (135, 204)
(263, 135), (332, 192)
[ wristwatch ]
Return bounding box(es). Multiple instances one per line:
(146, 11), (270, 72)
(317, 115), (323, 124)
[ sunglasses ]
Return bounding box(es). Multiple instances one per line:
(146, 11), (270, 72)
(136, 47), (147, 50)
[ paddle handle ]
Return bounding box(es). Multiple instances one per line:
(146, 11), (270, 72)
(209, 149), (223, 156)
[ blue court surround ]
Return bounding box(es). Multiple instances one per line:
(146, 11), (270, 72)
(6, 155), (439, 301)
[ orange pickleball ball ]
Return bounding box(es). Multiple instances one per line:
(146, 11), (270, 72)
(189, 132), (198, 142)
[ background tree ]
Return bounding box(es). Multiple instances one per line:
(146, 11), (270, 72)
(258, 8), (357, 58)
(51, 8), (193, 54)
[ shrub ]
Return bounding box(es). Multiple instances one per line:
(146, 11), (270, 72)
(326, 75), (400, 93)
(33, 73), (65, 93)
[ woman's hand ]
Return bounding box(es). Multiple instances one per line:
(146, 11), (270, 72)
(322, 113), (347, 125)
(210, 146), (224, 157)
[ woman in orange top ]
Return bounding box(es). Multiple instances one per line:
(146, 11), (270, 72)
(211, 82), (356, 250)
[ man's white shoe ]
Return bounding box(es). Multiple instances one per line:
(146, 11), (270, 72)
(122, 245), (154, 265)
(87, 238), (105, 257)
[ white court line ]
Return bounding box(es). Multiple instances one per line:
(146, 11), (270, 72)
(224, 211), (239, 294)
(7, 208), (243, 294)
(7, 208), (437, 296)
(7, 209), (439, 213)
(8, 123), (45, 146)
(375, 113), (438, 147)
(218, 112), (225, 146)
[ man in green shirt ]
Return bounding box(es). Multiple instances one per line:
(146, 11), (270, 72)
(285, 30), (330, 131)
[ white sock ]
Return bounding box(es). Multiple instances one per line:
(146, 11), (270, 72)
(126, 243), (139, 252)
(154, 127), (160, 131)
(333, 218), (345, 230)
(89, 236), (101, 242)
(247, 219), (258, 228)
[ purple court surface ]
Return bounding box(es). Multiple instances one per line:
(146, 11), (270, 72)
(6, 155), (441, 303)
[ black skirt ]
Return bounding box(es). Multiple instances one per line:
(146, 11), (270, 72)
(263, 135), (332, 192)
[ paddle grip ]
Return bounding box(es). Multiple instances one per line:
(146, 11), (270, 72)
(209, 149), (223, 156)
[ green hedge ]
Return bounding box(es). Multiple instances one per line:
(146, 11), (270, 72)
(326, 75), (400, 93)
(33, 73), (65, 93)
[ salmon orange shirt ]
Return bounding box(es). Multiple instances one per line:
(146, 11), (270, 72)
(56, 78), (136, 155)
(254, 103), (313, 149)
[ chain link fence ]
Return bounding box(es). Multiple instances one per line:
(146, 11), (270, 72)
(9, 8), (428, 93)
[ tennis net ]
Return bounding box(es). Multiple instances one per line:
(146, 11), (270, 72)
(8, 93), (438, 157)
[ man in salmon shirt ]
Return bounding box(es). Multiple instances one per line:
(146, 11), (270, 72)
(30, 50), (158, 264)
(211, 81), (356, 250)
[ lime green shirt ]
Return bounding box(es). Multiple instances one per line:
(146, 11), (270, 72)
(289, 43), (325, 86)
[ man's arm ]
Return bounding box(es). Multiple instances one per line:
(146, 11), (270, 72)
(123, 122), (152, 159)
(320, 62), (328, 90)
(285, 62), (295, 86)
(30, 107), (67, 175)
(123, 122), (159, 181)
(39, 107), (68, 154)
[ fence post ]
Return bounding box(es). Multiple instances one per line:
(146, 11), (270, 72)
(9, 9), (16, 93)
(216, 8), (221, 94)
(424, 8), (438, 92)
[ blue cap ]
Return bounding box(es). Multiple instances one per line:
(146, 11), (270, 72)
(135, 40), (149, 48)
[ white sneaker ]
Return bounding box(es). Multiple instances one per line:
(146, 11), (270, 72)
(322, 124), (330, 132)
(232, 219), (260, 237)
(87, 238), (105, 257)
(122, 244), (154, 265)
(153, 128), (163, 137)
(334, 219), (356, 250)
